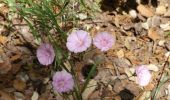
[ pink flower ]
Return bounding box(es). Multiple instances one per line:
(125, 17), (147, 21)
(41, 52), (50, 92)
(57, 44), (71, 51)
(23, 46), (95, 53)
(93, 32), (116, 51)
(66, 30), (92, 53)
(52, 70), (74, 93)
(36, 43), (55, 65)
(135, 65), (151, 86)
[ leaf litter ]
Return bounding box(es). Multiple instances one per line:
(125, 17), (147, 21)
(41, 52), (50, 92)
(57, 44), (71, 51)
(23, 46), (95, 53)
(0, 0), (170, 99)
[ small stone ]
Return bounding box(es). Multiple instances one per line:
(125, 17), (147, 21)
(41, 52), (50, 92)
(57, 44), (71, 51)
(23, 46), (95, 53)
(137, 4), (154, 17)
(165, 52), (170, 57)
(129, 10), (137, 18)
(151, 16), (161, 27)
(76, 13), (87, 20)
(160, 23), (170, 31)
(141, 18), (152, 29)
(142, 22), (149, 29)
(156, 5), (167, 15)
(117, 49), (124, 58)
(158, 40), (165, 46)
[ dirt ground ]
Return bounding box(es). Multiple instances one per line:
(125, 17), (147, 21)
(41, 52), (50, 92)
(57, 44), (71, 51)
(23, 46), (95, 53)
(0, 0), (170, 100)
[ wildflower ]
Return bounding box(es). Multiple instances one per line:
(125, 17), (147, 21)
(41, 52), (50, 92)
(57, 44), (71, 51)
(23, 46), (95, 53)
(93, 32), (116, 51)
(52, 70), (74, 93)
(135, 65), (151, 86)
(36, 43), (55, 66)
(66, 30), (92, 53)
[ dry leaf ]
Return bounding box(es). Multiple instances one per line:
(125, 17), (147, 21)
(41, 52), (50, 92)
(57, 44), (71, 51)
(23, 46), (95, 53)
(160, 22), (170, 31)
(146, 64), (159, 72)
(0, 35), (8, 44)
(10, 53), (22, 61)
(13, 79), (26, 91)
(11, 64), (21, 74)
(148, 27), (160, 41)
(0, 90), (14, 100)
(144, 83), (154, 91)
(137, 4), (154, 17)
(0, 60), (12, 74)
(31, 91), (39, 100)
(82, 79), (97, 100)
(138, 91), (151, 100)
(156, 5), (167, 15)
(167, 84), (170, 99)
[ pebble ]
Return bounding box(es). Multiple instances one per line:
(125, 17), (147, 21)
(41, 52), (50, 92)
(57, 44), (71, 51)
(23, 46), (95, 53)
(160, 22), (170, 31)
(129, 10), (137, 18)
(151, 16), (161, 27)
(158, 40), (165, 46)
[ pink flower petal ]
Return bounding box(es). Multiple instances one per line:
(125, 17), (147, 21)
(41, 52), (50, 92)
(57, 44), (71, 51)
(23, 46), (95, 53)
(66, 30), (92, 53)
(93, 32), (116, 51)
(36, 43), (55, 66)
(136, 65), (151, 86)
(52, 70), (74, 93)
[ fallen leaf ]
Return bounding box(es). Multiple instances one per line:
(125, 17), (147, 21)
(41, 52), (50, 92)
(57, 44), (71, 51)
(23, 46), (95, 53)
(146, 64), (159, 72)
(0, 90), (14, 100)
(14, 92), (25, 100)
(156, 5), (167, 15)
(148, 27), (160, 41)
(31, 91), (39, 100)
(160, 22), (170, 31)
(82, 79), (97, 100)
(137, 4), (154, 17)
(13, 79), (26, 91)
(0, 60), (12, 74)
(144, 83), (154, 91)
(0, 35), (8, 44)
(10, 53), (22, 62)
(167, 84), (170, 99)
(138, 91), (151, 100)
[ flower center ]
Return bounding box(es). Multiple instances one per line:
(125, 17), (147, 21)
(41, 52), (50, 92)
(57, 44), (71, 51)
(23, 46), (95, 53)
(45, 49), (52, 57)
(58, 80), (65, 88)
(101, 39), (108, 46)
(77, 39), (84, 47)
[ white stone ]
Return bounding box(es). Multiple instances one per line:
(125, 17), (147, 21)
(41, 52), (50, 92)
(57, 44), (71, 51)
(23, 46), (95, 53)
(129, 10), (137, 18)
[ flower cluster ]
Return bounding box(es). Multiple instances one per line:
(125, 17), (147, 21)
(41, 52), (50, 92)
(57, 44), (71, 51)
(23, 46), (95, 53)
(135, 65), (151, 86)
(66, 30), (116, 53)
(52, 70), (74, 93)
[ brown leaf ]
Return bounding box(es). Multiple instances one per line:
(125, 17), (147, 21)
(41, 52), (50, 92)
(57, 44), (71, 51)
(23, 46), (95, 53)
(0, 35), (8, 44)
(13, 79), (26, 91)
(0, 90), (14, 100)
(148, 27), (160, 41)
(10, 53), (22, 62)
(0, 60), (12, 74)
(156, 6), (167, 15)
(137, 4), (154, 17)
